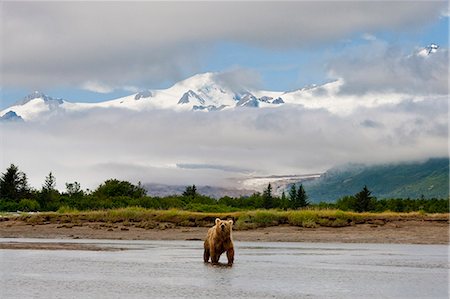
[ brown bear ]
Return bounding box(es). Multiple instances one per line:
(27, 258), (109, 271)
(203, 218), (234, 265)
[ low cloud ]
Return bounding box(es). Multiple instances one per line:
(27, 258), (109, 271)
(0, 96), (447, 191)
(176, 163), (251, 174)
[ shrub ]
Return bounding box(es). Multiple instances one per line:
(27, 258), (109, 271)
(0, 200), (19, 212)
(18, 199), (40, 212)
(252, 210), (285, 226)
(184, 203), (239, 213)
(287, 210), (319, 227)
(57, 206), (79, 214)
(235, 215), (256, 230)
(93, 179), (146, 199)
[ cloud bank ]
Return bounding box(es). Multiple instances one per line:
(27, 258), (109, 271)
(1, 96), (447, 191)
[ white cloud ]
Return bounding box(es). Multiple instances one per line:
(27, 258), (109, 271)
(122, 86), (141, 93)
(213, 68), (262, 91)
(327, 40), (448, 95)
(361, 33), (377, 41)
(81, 81), (115, 94)
(81, 81), (141, 94)
(440, 6), (450, 17)
(0, 96), (447, 191)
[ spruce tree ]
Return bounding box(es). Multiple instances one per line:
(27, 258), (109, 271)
(280, 191), (289, 210)
(296, 184), (309, 208)
(354, 185), (373, 212)
(19, 173), (30, 196)
(43, 172), (56, 191)
(40, 172), (59, 210)
(262, 183), (273, 209)
(0, 164), (29, 201)
(288, 184), (297, 209)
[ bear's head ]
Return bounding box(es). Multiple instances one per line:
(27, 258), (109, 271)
(215, 218), (233, 236)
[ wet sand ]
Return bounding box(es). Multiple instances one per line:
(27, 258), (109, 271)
(0, 219), (448, 250)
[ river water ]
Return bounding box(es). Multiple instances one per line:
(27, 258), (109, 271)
(0, 238), (448, 298)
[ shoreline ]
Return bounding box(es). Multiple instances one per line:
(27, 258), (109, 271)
(1, 218), (448, 249)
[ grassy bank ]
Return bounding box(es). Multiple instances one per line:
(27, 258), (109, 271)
(2, 208), (448, 230)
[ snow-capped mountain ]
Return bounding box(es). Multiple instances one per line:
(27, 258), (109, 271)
(0, 44), (441, 122)
(1, 72), (288, 121)
(1, 91), (67, 121)
(416, 43), (439, 57)
(0, 74), (424, 121)
(0, 111), (23, 122)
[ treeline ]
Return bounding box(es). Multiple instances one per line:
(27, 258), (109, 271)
(0, 164), (448, 213)
(331, 186), (448, 213)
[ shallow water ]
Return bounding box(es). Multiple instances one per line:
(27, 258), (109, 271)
(0, 238), (448, 298)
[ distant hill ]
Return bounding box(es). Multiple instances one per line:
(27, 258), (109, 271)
(303, 158), (449, 202)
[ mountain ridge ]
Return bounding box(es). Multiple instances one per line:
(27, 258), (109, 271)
(302, 158), (449, 202)
(0, 43), (442, 121)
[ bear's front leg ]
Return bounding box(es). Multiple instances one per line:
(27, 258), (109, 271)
(226, 247), (234, 265)
(203, 248), (210, 263)
(210, 247), (219, 264)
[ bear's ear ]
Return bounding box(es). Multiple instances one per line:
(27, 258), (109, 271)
(215, 218), (221, 225)
(228, 220), (234, 225)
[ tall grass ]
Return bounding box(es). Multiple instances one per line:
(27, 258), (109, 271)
(14, 207), (448, 229)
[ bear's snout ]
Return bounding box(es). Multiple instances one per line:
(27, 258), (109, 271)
(220, 224), (225, 230)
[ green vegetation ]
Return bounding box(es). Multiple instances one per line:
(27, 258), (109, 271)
(289, 184), (310, 209)
(93, 179), (146, 199)
(0, 164), (30, 201)
(0, 164), (448, 214)
(262, 183), (274, 209)
(303, 158), (449, 201)
(335, 186), (448, 213)
(7, 207), (447, 230)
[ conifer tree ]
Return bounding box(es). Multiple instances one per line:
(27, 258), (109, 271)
(43, 172), (56, 192)
(262, 183), (273, 209)
(39, 172), (59, 210)
(354, 185), (373, 212)
(0, 164), (29, 201)
(296, 184), (309, 208)
(183, 184), (197, 199)
(288, 184), (297, 209)
(280, 191), (289, 210)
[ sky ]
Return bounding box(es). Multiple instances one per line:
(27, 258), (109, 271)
(0, 1), (448, 191)
(0, 1), (448, 108)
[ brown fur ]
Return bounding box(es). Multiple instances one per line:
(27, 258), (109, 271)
(203, 218), (234, 265)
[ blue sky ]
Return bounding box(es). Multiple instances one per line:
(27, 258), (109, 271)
(0, 2), (448, 109)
